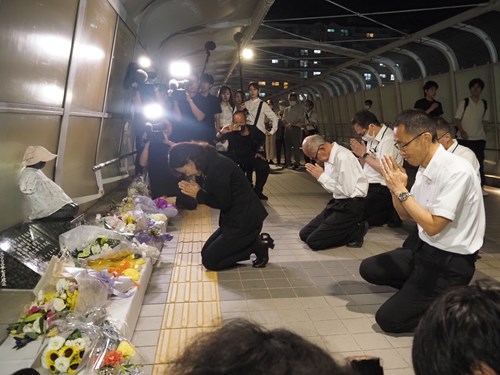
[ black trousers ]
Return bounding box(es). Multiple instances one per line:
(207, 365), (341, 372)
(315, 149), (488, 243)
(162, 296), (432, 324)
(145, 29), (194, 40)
(275, 136), (285, 165)
(359, 241), (476, 333)
(364, 183), (399, 227)
(201, 226), (262, 271)
(299, 198), (364, 250)
(239, 158), (270, 195)
(457, 139), (486, 186)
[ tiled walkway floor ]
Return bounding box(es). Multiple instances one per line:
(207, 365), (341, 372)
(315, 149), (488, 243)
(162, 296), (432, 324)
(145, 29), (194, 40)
(133, 169), (500, 375)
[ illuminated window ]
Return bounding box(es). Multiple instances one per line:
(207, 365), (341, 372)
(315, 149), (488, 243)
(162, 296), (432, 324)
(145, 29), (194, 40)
(258, 81), (266, 86)
(313, 61), (319, 65)
(259, 92), (266, 97)
(366, 32), (374, 38)
(340, 29), (349, 37)
(272, 81), (280, 87)
(300, 49), (309, 56)
(364, 73), (372, 80)
(300, 60), (308, 67)
(300, 71), (308, 79)
(313, 71), (321, 76)
(271, 59), (278, 63)
(380, 73), (386, 79)
(390, 74), (395, 81)
(366, 84), (372, 90)
(284, 82), (288, 89)
(313, 49), (321, 54)
(327, 28), (335, 33)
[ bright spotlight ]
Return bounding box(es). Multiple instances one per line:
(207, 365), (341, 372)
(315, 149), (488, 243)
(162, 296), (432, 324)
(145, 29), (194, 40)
(0, 240), (10, 251)
(169, 61), (191, 79)
(138, 56), (151, 68)
(242, 48), (254, 60)
(143, 103), (164, 120)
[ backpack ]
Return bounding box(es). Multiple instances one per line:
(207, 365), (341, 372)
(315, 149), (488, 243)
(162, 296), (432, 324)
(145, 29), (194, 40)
(461, 97), (487, 119)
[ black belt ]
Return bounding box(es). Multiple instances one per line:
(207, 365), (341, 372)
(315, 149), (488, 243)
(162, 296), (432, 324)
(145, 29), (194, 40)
(335, 197), (365, 201)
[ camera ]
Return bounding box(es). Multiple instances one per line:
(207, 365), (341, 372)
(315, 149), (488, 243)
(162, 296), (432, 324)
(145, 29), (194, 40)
(146, 122), (166, 143)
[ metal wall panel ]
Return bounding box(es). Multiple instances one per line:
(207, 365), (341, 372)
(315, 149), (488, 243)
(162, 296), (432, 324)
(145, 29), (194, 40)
(379, 84), (398, 124)
(59, 116), (100, 197)
(71, 0), (116, 111)
(0, 114), (61, 230)
(400, 79), (424, 114)
(98, 118), (125, 179)
(0, 0), (78, 106)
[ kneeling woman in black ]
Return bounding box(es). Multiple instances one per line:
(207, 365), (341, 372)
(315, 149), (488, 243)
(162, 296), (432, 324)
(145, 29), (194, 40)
(169, 142), (274, 270)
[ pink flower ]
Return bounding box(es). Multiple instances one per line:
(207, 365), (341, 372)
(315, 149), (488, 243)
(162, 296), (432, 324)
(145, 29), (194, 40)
(28, 306), (41, 315)
(102, 350), (123, 367)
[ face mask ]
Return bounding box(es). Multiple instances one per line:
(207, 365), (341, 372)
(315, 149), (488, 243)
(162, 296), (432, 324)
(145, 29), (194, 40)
(362, 127), (376, 142)
(364, 105), (371, 110)
(289, 100), (297, 106)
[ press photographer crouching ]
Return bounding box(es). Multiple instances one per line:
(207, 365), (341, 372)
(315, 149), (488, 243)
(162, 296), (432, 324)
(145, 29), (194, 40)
(139, 121), (197, 210)
(216, 111), (270, 201)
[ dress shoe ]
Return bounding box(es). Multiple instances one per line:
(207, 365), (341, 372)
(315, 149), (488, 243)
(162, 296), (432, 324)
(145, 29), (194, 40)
(346, 221), (369, 248)
(252, 233), (274, 268)
(255, 191), (269, 201)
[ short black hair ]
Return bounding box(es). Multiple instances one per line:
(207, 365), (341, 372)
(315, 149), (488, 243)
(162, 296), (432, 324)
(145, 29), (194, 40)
(305, 99), (314, 108)
(248, 81), (260, 91)
(200, 73), (214, 85)
(351, 110), (380, 129)
(393, 109), (437, 141)
(423, 80), (438, 93)
(168, 142), (216, 175)
(469, 78), (485, 90)
(364, 99), (373, 106)
(413, 280), (500, 375)
(169, 319), (354, 375)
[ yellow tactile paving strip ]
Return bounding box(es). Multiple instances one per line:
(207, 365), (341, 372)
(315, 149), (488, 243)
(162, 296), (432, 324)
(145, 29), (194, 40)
(153, 205), (222, 373)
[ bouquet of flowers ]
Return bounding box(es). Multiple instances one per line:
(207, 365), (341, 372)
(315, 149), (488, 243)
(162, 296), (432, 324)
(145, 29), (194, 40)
(41, 329), (90, 374)
(87, 323), (144, 375)
(8, 278), (79, 349)
(127, 176), (149, 197)
(71, 237), (121, 259)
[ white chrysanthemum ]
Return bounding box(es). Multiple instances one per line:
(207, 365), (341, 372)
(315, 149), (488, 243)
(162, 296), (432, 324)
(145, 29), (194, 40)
(52, 298), (66, 312)
(48, 336), (66, 350)
(126, 223), (136, 232)
(56, 278), (71, 293)
(72, 337), (88, 350)
(54, 356), (70, 372)
(101, 243), (111, 252)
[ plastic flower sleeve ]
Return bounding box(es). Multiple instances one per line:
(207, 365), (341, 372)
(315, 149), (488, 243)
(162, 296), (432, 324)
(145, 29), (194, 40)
(86, 321), (144, 375)
(32, 309), (107, 374)
(60, 226), (126, 260)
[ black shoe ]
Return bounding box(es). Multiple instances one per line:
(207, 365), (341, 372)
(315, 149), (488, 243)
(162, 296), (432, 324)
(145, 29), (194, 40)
(346, 221), (369, 248)
(255, 191), (268, 201)
(252, 233), (275, 268)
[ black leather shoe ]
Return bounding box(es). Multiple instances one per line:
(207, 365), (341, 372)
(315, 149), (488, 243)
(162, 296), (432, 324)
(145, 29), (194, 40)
(255, 191), (269, 201)
(346, 221), (369, 248)
(252, 233), (274, 268)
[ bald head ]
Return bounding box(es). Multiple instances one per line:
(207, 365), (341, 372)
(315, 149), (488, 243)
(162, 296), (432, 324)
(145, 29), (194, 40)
(232, 110), (246, 126)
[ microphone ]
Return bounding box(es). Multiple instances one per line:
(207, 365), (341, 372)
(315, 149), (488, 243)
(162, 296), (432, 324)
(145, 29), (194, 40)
(205, 41), (216, 52)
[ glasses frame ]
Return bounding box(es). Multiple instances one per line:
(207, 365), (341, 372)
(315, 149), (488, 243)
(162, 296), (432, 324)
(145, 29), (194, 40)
(394, 131), (428, 151)
(314, 143), (325, 161)
(437, 131), (450, 141)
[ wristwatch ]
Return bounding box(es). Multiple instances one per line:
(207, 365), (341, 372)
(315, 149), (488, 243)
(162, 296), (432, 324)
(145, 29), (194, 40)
(397, 192), (412, 202)
(362, 152), (370, 160)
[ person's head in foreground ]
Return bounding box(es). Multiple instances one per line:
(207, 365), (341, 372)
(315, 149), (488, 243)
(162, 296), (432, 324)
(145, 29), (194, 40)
(168, 319), (354, 375)
(169, 142), (216, 178)
(413, 279), (500, 375)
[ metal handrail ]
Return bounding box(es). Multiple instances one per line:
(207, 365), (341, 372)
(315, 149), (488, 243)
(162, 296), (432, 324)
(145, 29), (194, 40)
(93, 150), (137, 171)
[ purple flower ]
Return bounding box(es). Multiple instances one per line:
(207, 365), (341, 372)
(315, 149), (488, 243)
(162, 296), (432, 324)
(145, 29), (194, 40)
(154, 198), (169, 209)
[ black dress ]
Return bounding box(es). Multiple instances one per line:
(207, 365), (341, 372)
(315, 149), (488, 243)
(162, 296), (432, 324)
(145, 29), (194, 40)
(196, 152), (268, 270)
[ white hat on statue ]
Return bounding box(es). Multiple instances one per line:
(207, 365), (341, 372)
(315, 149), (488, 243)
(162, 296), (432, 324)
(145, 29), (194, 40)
(22, 146), (57, 166)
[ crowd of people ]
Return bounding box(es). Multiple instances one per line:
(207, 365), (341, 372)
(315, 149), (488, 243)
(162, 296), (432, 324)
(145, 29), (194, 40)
(128, 72), (490, 339)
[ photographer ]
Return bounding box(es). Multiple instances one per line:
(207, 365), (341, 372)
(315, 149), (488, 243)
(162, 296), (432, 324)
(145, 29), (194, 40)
(139, 121), (197, 209)
(216, 111), (270, 200)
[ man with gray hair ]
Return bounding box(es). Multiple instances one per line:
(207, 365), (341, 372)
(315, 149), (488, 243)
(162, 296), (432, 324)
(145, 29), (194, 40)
(300, 135), (369, 250)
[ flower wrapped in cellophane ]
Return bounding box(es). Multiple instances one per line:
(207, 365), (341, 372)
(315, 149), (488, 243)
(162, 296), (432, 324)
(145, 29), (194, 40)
(133, 195), (178, 219)
(86, 321), (144, 375)
(7, 277), (79, 349)
(40, 329), (90, 374)
(127, 175), (149, 198)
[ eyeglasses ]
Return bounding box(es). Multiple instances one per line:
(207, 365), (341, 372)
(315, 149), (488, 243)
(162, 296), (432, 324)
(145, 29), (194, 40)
(394, 131), (427, 151)
(314, 144), (325, 160)
(437, 132), (450, 141)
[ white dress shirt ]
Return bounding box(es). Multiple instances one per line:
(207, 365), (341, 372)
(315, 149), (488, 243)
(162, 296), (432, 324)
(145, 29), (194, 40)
(245, 98), (278, 135)
(411, 145), (485, 254)
(454, 97), (489, 140)
(364, 124), (403, 185)
(446, 139), (480, 180)
(19, 167), (73, 220)
(318, 143), (368, 199)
